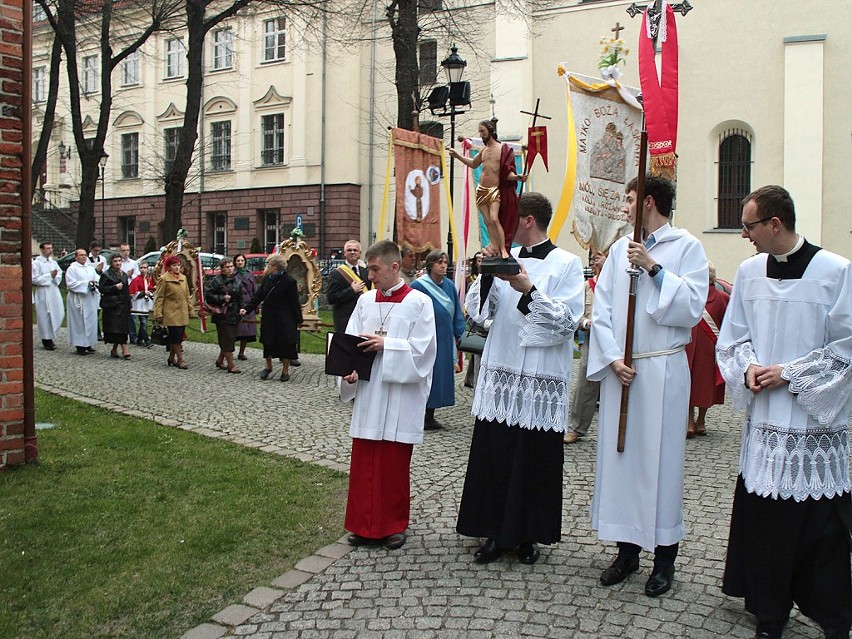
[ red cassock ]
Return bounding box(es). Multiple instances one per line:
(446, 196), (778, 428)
(686, 287), (730, 408)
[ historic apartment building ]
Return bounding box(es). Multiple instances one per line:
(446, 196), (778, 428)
(32, 0), (851, 279)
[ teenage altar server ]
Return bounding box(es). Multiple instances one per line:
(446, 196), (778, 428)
(340, 240), (437, 551)
(717, 185), (851, 639)
(32, 242), (64, 350)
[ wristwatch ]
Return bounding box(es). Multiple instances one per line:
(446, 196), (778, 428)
(648, 264), (663, 278)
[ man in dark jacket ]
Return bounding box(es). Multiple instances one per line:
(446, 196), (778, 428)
(327, 240), (371, 332)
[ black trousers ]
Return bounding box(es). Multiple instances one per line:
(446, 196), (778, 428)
(617, 541), (679, 567)
(723, 475), (852, 632)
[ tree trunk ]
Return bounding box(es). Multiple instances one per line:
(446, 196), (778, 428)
(388, 0), (419, 131)
(31, 35), (62, 200)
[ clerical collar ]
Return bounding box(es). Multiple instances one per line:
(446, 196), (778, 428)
(519, 239), (556, 259)
(771, 234), (804, 263)
(380, 279), (405, 297)
(766, 238), (820, 280)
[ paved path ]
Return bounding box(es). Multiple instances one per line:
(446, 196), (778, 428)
(34, 333), (828, 639)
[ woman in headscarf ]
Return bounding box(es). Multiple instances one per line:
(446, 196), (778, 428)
(411, 249), (465, 429)
(152, 255), (195, 369)
(99, 253), (132, 359)
(240, 254), (302, 381)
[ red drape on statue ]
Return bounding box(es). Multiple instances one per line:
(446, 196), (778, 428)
(497, 144), (520, 252)
(345, 438), (413, 539)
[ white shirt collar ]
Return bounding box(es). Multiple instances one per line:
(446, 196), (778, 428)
(771, 234), (804, 263)
(523, 238), (550, 253)
(380, 278), (405, 297)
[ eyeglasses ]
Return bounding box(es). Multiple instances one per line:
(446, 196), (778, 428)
(741, 216), (775, 232)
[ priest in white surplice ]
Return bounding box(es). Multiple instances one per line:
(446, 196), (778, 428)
(65, 248), (101, 355)
(588, 176), (708, 597)
(340, 240), (437, 551)
(457, 192), (584, 565)
(716, 185), (852, 639)
(32, 242), (64, 350)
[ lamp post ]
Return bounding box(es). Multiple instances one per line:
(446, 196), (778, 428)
(427, 45), (470, 280)
(99, 152), (108, 246)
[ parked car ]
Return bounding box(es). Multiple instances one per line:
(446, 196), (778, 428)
(242, 253), (269, 281)
(138, 250), (225, 276)
(715, 278), (732, 294)
(57, 248), (115, 274)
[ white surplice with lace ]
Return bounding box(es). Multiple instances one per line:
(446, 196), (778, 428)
(464, 246), (584, 433)
(716, 250), (852, 502)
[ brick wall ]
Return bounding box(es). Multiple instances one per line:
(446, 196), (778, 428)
(94, 183), (362, 257)
(0, 0), (25, 468)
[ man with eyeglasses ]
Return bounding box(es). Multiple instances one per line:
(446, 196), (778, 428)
(717, 185), (852, 639)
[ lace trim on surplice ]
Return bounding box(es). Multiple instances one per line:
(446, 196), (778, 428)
(781, 346), (852, 426)
(519, 289), (578, 347)
(716, 341), (759, 411)
(472, 365), (568, 432)
(741, 418), (850, 501)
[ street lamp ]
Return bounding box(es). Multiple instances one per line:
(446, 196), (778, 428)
(426, 44), (471, 280)
(58, 141), (71, 159)
(99, 152), (108, 246)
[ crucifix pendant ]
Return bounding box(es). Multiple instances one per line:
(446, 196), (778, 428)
(374, 329), (387, 336)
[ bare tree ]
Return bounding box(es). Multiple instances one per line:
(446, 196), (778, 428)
(31, 34), (62, 200)
(36, 0), (182, 247)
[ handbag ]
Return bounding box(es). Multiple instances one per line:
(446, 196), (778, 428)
(202, 300), (227, 316)
(458, 320), (488, 355)
(150, 324), (169, 346)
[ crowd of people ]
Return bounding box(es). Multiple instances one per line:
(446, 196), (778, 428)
(32, 177), (851, 639)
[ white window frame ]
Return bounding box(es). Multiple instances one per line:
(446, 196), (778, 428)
(121, 132), (139, 179)
(33, 66), (46, 102)
(82, 54), (99, 94)
(210, 121), (232, 171)
(165, 37), (185, 79)
(262, 18), (286, 62)
(122, 50), (140, 87)
(260, 113), (285, 166)
(212, 28), (233, 70)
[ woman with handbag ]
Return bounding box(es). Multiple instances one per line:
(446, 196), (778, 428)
(98, 253), (132, 359)
(411, 249), (465, 430)
(204, 257), (244, 373)
(152, 255), (195, 369)
(240, 254), (302, 381)
(233, 253), (257, 361)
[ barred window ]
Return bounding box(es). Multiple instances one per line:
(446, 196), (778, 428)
(717, 130), (752, 229)
(261, 113), (285, 166)
(419, 40), (437, 86)
(121, 132), (139, 179)
(210, 121), (231, 171)
(164, 127), (180, 174)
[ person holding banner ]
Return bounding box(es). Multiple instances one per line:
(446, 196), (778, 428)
(588, 175), (707, 597)
(327, 240), (371, 332)
(448, 121), (526, 260)
(685, 262), (729, 438)
(456, 192), (584, 565)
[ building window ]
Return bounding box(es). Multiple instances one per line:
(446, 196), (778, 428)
(120, 216), (136, 250)
(121, 132), (139, 178)
(164, 127), (180, 174)
(165, 37), (184, 79)
(210, 121), (231, 171)
(212, 28), (233, 70)
(260, 209), (280, 252)
(33, 66), (46, 102)
(418, 0), (442, 12)
(83, 55), (99, 94)
(717, 130), (752, 229)
(208, 212), (227, 255)
(419, 40), (437, 85)
(122, 50), (140, 86)
(260, 113), (285, 166)
(33, 1), (46, 21)
(263, 18), (286, 62)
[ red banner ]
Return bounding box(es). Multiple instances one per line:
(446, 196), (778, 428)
(526, 126), (549, 172)
(394, 128), (443, 253)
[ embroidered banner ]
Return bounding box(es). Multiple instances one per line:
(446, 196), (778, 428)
(394, 128), (443, 253)
(557, 72), (642, 253)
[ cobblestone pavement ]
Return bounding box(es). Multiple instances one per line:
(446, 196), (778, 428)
(34, 332), (829, 639)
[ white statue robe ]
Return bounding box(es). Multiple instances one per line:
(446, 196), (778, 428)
(340, 283), (437, 445)
(588, 225), (708, 552)
(31, 255), (64, 340)
(716, 249), (852, 501)
(465, 243), (585, 433)
(65, 261), (101, 347)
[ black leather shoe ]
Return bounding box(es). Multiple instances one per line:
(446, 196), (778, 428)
(600, 554), (640, 586)
(290, 359), (301, 367)
(821, 626), (850, 639)
(517, 543), (540, 565)
(43, 340), (56, 351)
(384, 532), (407, 550)
(424, 419), (443, 431)
(644, 564), (675, 597)
(474, 538), (502, 563)
(347, 533), (376, 546)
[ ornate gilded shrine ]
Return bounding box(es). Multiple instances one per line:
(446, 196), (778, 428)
(277, 233), (322, 331)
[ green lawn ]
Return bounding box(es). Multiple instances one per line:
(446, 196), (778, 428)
(0, 390), (348, 639)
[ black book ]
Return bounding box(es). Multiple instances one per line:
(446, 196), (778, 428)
(325, 332), (377, 380)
